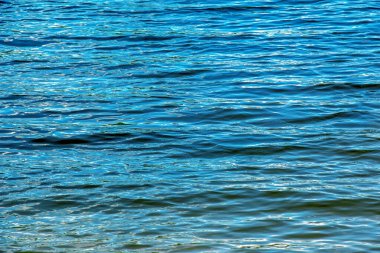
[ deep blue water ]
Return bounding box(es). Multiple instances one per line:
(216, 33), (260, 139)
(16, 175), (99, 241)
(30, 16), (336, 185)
(1, 0), (380, 252)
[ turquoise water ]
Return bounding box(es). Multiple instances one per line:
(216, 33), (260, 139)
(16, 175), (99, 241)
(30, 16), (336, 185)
(1, 0), (380, 252)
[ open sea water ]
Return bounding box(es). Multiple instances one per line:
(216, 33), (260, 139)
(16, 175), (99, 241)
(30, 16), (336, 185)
(1, 0), (380, 252)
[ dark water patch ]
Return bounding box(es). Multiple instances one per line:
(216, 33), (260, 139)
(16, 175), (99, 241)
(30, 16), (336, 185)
(115, 197), (173, 208)
(44, 34), (179, 42)
(134, 69), (210, 79)
(287, 198), (380, 216)
(311, 82), (380, 91)
(336, 149), (380, 162)
(31, 137), (90, 145)
(116, 243), (151, 250)
(0, 94), (28, 100)
(0, 39), (52, 47)
(173, 145), (314, 159)
(0, 59), (49, 66)
(104, 63), (143, 70)
(53, 184), (102, 190)
(233, 82), (380, 99)
(128, 35), (180, 42)
(105, 184), (154, 191)
(44, 35), (128, 41)
(286, 111), (358, 124)
(14, 251), (46, 253)
(283, 232), (330, 240)
(186, 5), (276, 13)
(31, 200), (83, 211)
(43, 108), (117, 116)
(28, 131), (180, 148)
(338, 149), (378, 156)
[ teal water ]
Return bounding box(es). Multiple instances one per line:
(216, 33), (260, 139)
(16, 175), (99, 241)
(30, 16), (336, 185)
(1, 0), (380, 252)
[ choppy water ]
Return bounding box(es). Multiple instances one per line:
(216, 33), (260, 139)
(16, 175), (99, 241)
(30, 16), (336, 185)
(1, 0), (380, 252)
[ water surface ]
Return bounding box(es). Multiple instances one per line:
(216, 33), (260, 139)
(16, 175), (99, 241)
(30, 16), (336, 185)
(1, 0), (380, 252)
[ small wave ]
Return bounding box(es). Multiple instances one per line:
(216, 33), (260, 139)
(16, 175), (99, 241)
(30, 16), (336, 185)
(53, 184), (102, 190)
(31, 138), (90, 145)
(287, 198), (380, 216)
(44, 35), (179, 42)
(104, 63), (143, 70)
(29, 131), (179, 147)
(311, 82), (380, 91)
(0, 94), (28, 100)
(134, 69), (210, 78)
(287, 111), (356, 124)
(115, 197), (173, 208)
(0, 38), (52, 47)
(0, 59), (49, 66)
(170, 145), (313, 159)
(186, 5), (276, 13)
(44, 35), (127, 41)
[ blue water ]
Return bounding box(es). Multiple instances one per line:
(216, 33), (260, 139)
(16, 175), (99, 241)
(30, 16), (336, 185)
(1, 0), (380, 252)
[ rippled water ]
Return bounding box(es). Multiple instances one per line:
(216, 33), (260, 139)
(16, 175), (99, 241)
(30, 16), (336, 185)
(1, 0), (380, 252)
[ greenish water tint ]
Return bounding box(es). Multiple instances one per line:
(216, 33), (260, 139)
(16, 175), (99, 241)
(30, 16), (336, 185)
(1, 0), (380, 252)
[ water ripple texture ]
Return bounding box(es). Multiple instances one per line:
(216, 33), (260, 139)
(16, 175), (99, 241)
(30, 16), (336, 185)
(1, 0), (379, 252)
